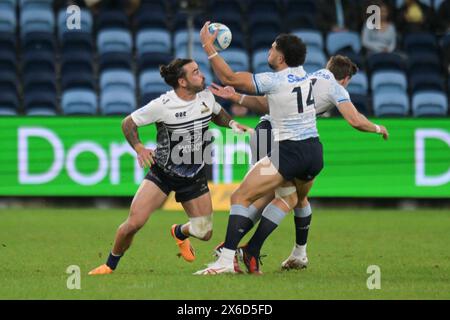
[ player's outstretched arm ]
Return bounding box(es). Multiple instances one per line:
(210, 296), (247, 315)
(336, 101), (389, 140)
(122, 116), (155, 167)
(200, 21), (256, 94)
(209, 83), (269, 114)
(212, 108), (252, 133)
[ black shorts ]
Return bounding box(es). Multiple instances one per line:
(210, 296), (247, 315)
(250, 119), (273, 164)
(144, 165), (209, 203)
(269, 138), (324, 182)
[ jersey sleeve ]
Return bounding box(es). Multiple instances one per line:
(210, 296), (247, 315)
(328, 83), (351, 106)
(212, 101), (222, 115)
(252, 72), (279, 95)
(131, 99), (165, 126)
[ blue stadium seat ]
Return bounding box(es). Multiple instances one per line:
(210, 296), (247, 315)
(62, 89), (97, 115)
(404, 32), (437, 54)
(20, 0), (52, 9)
(220, 49), (249, 71)
(248, 13), (282, 32)
(292, 30), (323, 51)
(252, 49), (271, 73)
(347, 71), (368, 95)
(349, 94), (370, 115)
(303, 48), (327, 73)
(97, 29), (132, 54)
(23, 31), (55, 53)
(100, 70), (135, 93)
(24, 72), (56, 94)
(0, 91), (19, 115)
(173, 13), (206, 31)
(24, 90), (57, 116)
(247, 0), (280, 14)
(0, 0), (16, 10)
(139, 70), (171, 104)
(23, 51), (55, 74)
(0, 32), (16, 53)
(209, 0), (242, 14)
(0, 7), (16, 32)
(373, 92), (409, 117)
(326, 31), (361, 55)
(134, 5), (167, 30)
(57, 8), (93, 39)
(250, 30), (279, 51)
(367, 52), (407, 73)
(97, 10), (129, 31)
(408, 52), (441, 76)
(61, 72), (95, 91)
(61, 51), (94, 75)
(410, 73), (445, 93)
(174, 29), (202, 53)
(210, 12), (243, 34)
(371, 71), (407, 94)
(100, 91), (136, 115)
(136, 29), (171, 56)
(138, 52), (173, 71)
(61, 31), (93, 54)
(99, 52), (132, 72)
(0, 71), (17, 93)
(412, 91), (448, 117)
(285, 0), (319, 30)
(174, 46), (210, 73)
(20, 8), (55, 38)
(0, 50), (17, 74)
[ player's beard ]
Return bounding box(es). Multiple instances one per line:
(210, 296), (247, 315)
(268, 62), (276, 70)
(187, 79), (206, 93)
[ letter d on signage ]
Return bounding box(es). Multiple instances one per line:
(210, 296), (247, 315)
(415, 129), (450, 186)
(18, 127), (64, 184)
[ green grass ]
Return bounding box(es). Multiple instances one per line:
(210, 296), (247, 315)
(1, 208), (450, 299)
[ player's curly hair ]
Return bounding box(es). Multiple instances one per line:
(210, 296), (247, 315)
(275, 34), (307, 67)
(327, 55), (358, 80)
(160, 58), (193, 88)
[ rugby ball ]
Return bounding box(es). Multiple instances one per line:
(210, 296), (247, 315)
(208, 22), (232, 51)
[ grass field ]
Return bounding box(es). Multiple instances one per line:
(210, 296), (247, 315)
(1, 208), (450, 300)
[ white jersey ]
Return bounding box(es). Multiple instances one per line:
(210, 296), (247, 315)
(253, 66), (318, 141)
(259, 68), (351, 123)
(308, 69), (351, 115)
(131, 89), (221, 177)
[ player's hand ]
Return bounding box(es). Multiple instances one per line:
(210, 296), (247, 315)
(229, 120), (253, 134)
(200, 21), (218, 48)
(379, 125), (389, 140)
(208, 83), (236, 99)
(135, 144), (155, 168)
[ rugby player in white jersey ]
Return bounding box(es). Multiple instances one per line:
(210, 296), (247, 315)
(88, 58), (249, 275)
(209, 55), (389, 271)
(195, 22), (326, 275)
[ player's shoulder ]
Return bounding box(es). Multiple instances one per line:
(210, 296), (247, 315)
(198, 89), (215, 101)
(309, 68), (334, 81)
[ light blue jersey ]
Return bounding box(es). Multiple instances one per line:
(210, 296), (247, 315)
(253, 66), (318, 141)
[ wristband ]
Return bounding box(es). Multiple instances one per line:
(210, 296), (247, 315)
(208, 52), (218, 60)
(374, 124), (381, 133)
(239, 94), (246, 104)
(229, 120), (243, 133)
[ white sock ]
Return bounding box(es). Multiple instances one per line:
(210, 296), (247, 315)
(292, 244), (307, 257)
(218, 248), (235, 266)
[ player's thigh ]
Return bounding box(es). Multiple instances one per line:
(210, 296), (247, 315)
(181, 192), (213, 218)
(234, 156), (285, 203)
(129, 179), (168, 225)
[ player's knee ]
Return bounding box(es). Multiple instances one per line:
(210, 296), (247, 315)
(188, 215), (213, 240)
(275, 186), (298, 210)
(297, 197), (309, 209)
(122, 219), (143, 234)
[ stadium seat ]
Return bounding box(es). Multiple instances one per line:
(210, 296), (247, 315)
(250, 30), (279, 51)
(0, 0), (16, 10)
(410, 73), (445, 93)
(0, 91), (19, 115)
(220, 49), (249, 71)
(252, 49), (271, 73)
(139, 70), (171, 104)
(303, 48), (327, 73)
(20, 8), (55, 38)
(23, 31), (55, 53)
(285, 1), (319, 30)
(99, 52), (132, 72)
(247, 0), (280, 15)
(100, 70), (135, 93)
(408, 52), (442, 76)
(412, 91), (448, 117)
(371, 71), (407, 94)
(367, 52), (407, 73)
(134, 5), (168, 30)
(0, 7), (16, 32)
(57, 8), (93, 39)
(97, 10), (129, 31)
(349, 93), (370, 115)
(326, 31), (361, 55)
(210, 12), (243, 34)
(0, 50), (17, 74)
(292, 30), (323, 51)
(173, 13), (206, 31)
(23, 51), (55, 74)
(136, 29), (172, 56)
(209, 0), (242, 14)
(174, 29), (202, 53)
(61, 51), (94, 75)
(24, 72), (56, 94)
(20, 0), (52, 9)
(0, 71), (18, 93)
(97, 29), (132, 54)
(138, 52), (173, 71)
(100, 91), (136, 115)
(61, 72), (95, 91)
(24, 91), (57, 115)
(347, 72), (368, 95)
(0, 32), (16, 53)
(404, 32), (437, 54)
(61, 31), (93, 54)
(62, 89), (97, 115)
(373, 92), (409, 117)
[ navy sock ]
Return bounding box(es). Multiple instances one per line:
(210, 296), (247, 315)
(295, 215), (312, 246)
(246, 217), (278, 257)
(175, 224), (188, 240)
(106, 252), (122, 270)
(223, 215), (254, 250)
